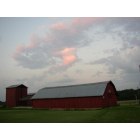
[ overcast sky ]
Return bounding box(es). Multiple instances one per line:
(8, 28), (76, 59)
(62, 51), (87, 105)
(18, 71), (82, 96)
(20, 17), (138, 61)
(0, 17), (140, 101)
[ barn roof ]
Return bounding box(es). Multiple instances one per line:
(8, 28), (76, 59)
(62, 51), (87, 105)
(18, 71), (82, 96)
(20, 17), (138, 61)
(32, 81), (112, 99)
(6, 84), (27, 88)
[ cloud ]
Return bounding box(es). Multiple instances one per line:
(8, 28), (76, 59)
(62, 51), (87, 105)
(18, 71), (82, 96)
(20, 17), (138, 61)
(55, 47), (77, 65)
(103, 18), (140, 46)
(13, 43), (56, 69)
(0, 36), (2, 42)
(93, 46), (140, 74)
(47, 77), (76, 87)
(84, 17), (140, 76)
(13, 17), (100, 70)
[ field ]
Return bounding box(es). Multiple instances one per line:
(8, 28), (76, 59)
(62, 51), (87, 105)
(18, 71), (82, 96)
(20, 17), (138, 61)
(0, 101), (140, 123)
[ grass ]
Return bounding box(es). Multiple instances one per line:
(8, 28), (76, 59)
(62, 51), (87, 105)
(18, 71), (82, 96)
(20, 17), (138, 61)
(0, 101), (140, 123)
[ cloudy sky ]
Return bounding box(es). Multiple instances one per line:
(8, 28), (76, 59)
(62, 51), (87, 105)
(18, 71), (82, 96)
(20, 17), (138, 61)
(0, 17), (140, 101)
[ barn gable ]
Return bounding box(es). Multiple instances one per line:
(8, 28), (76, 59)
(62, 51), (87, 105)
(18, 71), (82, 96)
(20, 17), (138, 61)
(32, 81), (115, 99)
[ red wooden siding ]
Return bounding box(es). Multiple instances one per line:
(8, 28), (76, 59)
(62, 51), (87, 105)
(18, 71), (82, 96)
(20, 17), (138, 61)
(32, 96), (103, 109)
(6, 88), (17, 107)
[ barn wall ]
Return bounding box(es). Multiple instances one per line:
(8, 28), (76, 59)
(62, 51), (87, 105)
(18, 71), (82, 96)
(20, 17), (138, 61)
(32, 96), (103, 109)
(6, 88), (17, 107)
(103, 83), (117, 107)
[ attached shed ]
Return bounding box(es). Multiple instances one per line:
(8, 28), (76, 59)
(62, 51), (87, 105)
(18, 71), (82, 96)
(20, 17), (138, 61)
(20, 93), (35, 106)
(32, 81), (117, 109)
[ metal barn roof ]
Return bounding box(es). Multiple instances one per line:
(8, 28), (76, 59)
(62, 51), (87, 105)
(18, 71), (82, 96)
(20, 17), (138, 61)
(32, 81), (111, 99)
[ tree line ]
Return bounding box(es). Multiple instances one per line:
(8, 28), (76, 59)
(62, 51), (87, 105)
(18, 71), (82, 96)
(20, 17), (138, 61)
(117, 89), (140, 101)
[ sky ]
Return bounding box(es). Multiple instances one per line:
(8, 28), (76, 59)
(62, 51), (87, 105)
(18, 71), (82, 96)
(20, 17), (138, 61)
(0, 17), (140, 101)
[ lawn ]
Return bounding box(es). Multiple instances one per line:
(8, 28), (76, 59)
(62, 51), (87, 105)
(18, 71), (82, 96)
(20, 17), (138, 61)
(0, 103), (140, 123)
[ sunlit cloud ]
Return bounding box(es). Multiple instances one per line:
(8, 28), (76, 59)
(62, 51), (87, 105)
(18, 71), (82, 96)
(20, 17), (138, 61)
(55, 48), (77, 65)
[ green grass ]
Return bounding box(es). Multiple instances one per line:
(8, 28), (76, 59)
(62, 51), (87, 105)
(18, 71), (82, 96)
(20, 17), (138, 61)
(0, 103), (140, 123)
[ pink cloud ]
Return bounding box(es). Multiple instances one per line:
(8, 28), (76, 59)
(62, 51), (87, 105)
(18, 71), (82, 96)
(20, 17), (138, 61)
(50, 22), (67, 31)
(13, 45), (25, 59)
(72, 17), (98, 29)
(27, 34), (41, 49)
(56, 48), (77, 65)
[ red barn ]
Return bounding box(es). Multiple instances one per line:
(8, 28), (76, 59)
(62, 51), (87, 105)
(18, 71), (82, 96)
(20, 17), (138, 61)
(32, 81), (117, 109)
(6, 84), (28, 107)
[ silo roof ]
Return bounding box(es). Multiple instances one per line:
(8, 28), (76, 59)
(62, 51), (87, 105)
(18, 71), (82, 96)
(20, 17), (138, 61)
(6, 84), (27, 88)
